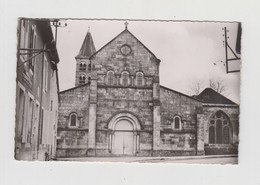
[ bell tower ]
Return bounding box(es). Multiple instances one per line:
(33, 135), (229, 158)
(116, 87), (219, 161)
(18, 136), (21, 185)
(75, 28), (96, 86)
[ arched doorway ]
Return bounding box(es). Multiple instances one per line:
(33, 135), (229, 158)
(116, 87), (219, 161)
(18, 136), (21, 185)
(112, 120), (134, 155)
(107, 112), (141, 156)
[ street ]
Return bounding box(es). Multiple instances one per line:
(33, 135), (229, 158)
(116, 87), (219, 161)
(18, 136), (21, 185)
(56, 155), (238, 164)
(139, 157), (238, 164)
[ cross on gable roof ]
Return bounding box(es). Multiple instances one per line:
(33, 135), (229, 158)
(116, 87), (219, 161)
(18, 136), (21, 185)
(89, 28), (160, 63)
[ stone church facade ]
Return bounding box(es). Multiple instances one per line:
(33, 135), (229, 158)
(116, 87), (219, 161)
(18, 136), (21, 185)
(56, 25), (239, 157)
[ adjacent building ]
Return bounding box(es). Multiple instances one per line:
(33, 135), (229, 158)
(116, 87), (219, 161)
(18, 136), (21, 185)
(15, 19), (60, 160)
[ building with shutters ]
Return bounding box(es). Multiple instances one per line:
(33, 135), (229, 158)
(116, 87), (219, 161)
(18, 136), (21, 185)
(15, 19), (60, 160)
(56, 24), (239, 157)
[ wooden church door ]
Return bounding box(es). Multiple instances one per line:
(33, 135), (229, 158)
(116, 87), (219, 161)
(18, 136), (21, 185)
(112, 120), (134, 156)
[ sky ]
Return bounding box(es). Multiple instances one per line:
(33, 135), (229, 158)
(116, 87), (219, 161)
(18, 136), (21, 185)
(55, 20), (240, 103)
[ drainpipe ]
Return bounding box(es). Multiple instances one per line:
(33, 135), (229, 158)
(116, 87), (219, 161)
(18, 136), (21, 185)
(37, 43), (45, 159)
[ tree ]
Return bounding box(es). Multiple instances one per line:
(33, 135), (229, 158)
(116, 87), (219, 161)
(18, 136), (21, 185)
(187, 78), (228, 96)
(187, 79), (205, 96)
(209, 78), (227, 94)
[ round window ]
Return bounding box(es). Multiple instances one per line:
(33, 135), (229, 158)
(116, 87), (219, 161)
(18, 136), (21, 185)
(216, 111), (222, 118)
(120, 44), (132, 56)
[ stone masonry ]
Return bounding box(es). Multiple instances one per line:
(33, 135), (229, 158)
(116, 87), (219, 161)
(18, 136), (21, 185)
(56, 26), (239, 158)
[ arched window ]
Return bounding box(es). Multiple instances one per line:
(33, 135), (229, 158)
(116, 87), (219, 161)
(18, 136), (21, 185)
(69, 113), (78, 127)
(223, 126), (230, 144)
(172, 116), (182, 130)
(79, 62), (86, 71)
(121, 71), (129, 86)
(79, 74), (86, 84)
(175, 117), (180, 129)
(208, 110), (232, 144)
(107, 71), (114, 85)
(136, 72), (144, 86)
(209, 126), (215, 143)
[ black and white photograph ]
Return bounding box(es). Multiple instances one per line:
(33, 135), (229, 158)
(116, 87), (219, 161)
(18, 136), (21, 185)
(2, 1), (260, 185)
(15, 18), (240, 164)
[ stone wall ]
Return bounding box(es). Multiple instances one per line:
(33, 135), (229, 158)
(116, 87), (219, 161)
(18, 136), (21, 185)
(55, 27), (240, 158)
(91, 30), (159, 80)
(159, 86), (202, 155)
(202, 105), (239, 155)
(56, 84), (90, 157)
(90, 29), (159, 156)
(95, 86), (153, 156)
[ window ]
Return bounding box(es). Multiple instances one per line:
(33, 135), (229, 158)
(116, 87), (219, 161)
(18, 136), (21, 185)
(79, 62), (86, 71)
(18, 88), (25, 143)
(28, 25), (36, 73)
(136, 72), (144, 86)
(172, 116), (182, 130)
(20, 19), (28, 50)
(22, 24), (36, 84)
(208, 110), (232, 144)
(27, 98), (34, 143)
(209, 126), (215, 143)
(43, 58), (48, 92)
(69, 113), (78, 127)
(34, 103), (39, 141)
(107, 71), (114, 85)
(121, 71), (129, 86)
(79, 74), (86, 84)
(22, 19), (27, 28)
(39, 109), (44, 144)
(174, 117), (180, 129)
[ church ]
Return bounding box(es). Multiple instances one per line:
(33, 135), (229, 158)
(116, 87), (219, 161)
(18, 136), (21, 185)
(56, 23), (239, 158)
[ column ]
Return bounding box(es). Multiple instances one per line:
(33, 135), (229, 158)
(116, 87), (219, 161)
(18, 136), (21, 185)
(131, 76), (134, 86)
(88, 71), (97, 156)
(196, 113), (205, 155)
(152, 76), (161, 156)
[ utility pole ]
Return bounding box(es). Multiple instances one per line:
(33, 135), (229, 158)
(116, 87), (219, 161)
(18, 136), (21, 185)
(52, 19), (67, 46)
(222, 26), (241, 73)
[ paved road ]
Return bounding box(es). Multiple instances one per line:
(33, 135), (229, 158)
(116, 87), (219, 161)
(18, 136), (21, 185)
(56, 155), (238, 164)
(139, 157), (238, 164)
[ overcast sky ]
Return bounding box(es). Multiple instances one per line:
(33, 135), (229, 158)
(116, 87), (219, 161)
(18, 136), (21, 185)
(55, 20), (240, 103)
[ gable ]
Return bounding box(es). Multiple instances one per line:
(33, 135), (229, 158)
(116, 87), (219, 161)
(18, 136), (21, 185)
(59, 83), (89, 94)
(160, 85), (201, 103)
(90, 29), (160, 76)
(160, 86), (202, 128)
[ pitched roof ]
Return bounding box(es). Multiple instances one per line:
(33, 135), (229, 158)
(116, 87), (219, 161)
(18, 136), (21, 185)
(89, 28), (160, 62)
(195, 88), (238, 105)
(76, 31), (96, 59)
(36, 20), (59, 63)
(160, 85), (200, 102)
(59, 83), (89, 94)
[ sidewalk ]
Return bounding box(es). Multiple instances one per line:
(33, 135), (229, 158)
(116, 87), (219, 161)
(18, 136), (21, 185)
(55, 154), (238, 163)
